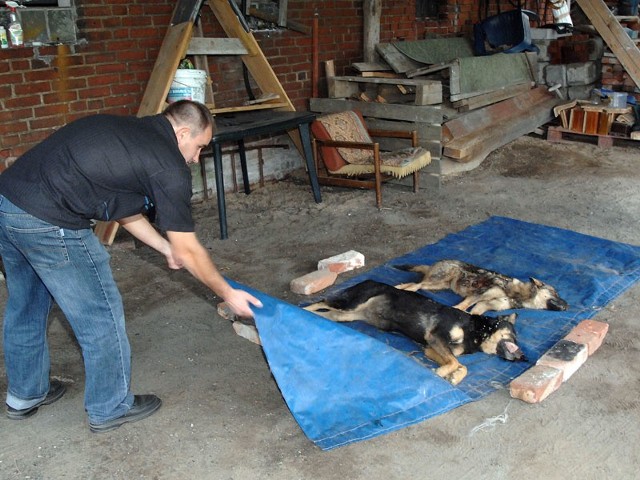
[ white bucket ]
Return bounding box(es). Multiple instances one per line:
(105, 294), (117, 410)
(167, 69), (207, 104)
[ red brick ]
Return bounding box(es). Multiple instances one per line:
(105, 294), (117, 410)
(536, 339), (588, 382)
(510, 365), (563, 403)
(290, 269), (338, 295)
(318, 250), (365, 274)
(564, 320), (608, 355)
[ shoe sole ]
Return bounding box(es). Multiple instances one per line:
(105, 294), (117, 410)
(89, 399), (162, 433)
(6, 382), (67, 420)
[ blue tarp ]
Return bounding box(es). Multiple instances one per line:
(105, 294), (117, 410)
(230, 216), (640, 450)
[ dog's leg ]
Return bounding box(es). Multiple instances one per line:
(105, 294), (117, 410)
(395, 282), (423, 292)
(424, 335), (468, 385)
(468, 297), (511, 315)
(453, 295), (480, 312)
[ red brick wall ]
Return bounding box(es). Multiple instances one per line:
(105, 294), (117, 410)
(0, 0), (568, 160)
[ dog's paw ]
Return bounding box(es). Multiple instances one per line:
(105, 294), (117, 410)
(448, 366), (467, 385)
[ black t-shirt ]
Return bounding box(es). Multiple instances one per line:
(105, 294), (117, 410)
(0, 114), (195, 232)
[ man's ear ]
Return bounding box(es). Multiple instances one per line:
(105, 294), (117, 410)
(174, 126), (191, 143)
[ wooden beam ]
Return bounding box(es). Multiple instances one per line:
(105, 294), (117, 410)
(187, 37), (248, 55)
(363, 0), (381, 63)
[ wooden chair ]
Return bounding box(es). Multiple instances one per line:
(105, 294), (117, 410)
(310, 110), (431, 208)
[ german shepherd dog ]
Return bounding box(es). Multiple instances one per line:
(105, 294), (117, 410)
(395, 260), (569, 316)
(304, 280), (525, 385)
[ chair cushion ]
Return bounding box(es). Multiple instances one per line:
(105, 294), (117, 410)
(312, 111), (374, 170)
(333, 147), (431, 178)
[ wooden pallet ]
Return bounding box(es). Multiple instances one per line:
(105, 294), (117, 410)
(546, 125), (639, 147)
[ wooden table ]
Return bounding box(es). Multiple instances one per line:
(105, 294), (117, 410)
(205, 110), (322, 239)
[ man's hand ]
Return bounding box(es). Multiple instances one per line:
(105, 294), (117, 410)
(223, 288), (263, 318)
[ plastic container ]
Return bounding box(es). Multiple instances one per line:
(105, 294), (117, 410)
(6, 2), (23, 47)
(167, 69), (207, 104)
(0, 26), (8, 49)
(610, 92), (627, 108)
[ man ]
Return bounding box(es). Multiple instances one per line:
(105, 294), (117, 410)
(0, 100), (262, 432)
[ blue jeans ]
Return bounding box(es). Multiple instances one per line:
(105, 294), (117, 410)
(0, 196), (134, 423)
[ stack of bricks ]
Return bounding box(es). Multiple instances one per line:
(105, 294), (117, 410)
(509, 319), (609, 403)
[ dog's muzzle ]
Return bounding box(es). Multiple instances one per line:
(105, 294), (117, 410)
(497, 339), (526, 362)
(548, 298), (569, 311)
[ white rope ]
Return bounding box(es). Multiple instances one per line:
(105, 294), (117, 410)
(469, 400), (513, 436)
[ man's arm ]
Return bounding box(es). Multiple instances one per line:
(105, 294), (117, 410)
(118, 215), (261, 317)
(118, 214), (179, 269)
(166, 230), (262, 318)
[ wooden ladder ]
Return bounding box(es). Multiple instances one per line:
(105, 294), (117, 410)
(95, 0), (297, 244)
(575, 0), (640, 88)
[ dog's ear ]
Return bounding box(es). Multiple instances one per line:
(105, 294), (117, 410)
(530, 277), (544, 288)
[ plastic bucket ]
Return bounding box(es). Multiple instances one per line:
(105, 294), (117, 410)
(167, 69), (207, 104)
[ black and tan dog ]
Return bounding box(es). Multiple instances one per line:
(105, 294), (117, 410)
(395, 260), (569, 316)
(304, 280), (525, 385)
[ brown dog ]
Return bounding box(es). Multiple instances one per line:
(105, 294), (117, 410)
(395, 259), (569, 315)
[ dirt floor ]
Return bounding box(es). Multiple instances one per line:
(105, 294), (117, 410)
(1, 134), (640, 479)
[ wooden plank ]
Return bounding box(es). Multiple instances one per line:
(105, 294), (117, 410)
(137, 21), (194, 117)
(210, 102), (290, 114)
(442, 87), (560, 158)
(444, 96), (557, 161)
(363, 0), (382, 63)
(375, 43), (422, 74)
(453, 83), (533, 112)
(352, 62), (392, 72)
(576, 0), (640, 87)
(360, 71), (403, 78)
(406, 62), (452, 78)
(187, 37), (247, 55)
(309, 97), (444, 124)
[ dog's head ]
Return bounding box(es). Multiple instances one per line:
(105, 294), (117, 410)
(479, 313), (526, 362)
(530, 278), (569, 311)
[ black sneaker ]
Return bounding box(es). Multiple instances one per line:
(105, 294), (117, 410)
(89, 394), (162, 433)
(6, 380), (67, 420)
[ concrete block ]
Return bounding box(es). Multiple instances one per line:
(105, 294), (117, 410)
(536, 339), (588, 382)
(232, 321), (261, 345)
(567, 61), (598, 86)
(564, 319), (609, 355)
(318, 250), (365, 273)
(537, 61), (549, 85)
(545, 64), (567, 87)
(290, 269), (338, 295)
(567, 83), (596, 100)
(509, 364), (563, 403)
(535, 42), (551, 63)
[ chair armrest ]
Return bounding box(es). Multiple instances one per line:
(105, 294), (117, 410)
(314, 138), (376, 150)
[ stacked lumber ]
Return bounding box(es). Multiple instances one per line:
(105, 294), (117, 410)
(311, 37), (560, 167)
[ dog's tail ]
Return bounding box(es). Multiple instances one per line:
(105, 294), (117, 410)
(393, 264), (434, 276)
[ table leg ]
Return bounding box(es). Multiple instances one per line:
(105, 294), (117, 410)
(298, 122), (322, 203)
(213, 142), (228, 240)
(237, 139), (251, 194)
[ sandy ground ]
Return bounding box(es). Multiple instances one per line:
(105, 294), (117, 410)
(1, 134), (640, 479)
